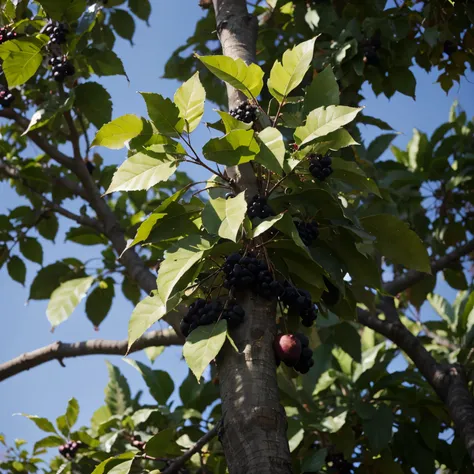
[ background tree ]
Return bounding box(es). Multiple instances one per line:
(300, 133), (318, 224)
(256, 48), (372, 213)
(0, 0), (474, 473)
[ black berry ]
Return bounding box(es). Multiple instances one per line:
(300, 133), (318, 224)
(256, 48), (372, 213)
(229, 101), (258, 123)
(180, 297), (245, 337)
(0, 27), (17, 45)
(223, 253), (275, 299)
(443, 40), (457, 56)
(308, 153), (333, 182)
(248, 195), (274, 220)
(279, 281), (318, 327)
(0, 85), (14, 108)
(49, 56), (75, 82)
(58, 440), (83, 459)
(295, 220), (319, 246)
(45, 21), (68, 46)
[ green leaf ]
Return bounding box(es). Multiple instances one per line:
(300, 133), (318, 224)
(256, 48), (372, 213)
(391, 68), (416, 99)
(129, 0), (151, 21)
(34, 435), (65, 451)
(111, 9), (135, 42)
(20, 237), (43, 264)
(128, 293), (168, 350)
(407, 129), (430, 171)
(83, 49), (127, 77)
(360, 215), (430, 273)
(216, 111), (253, 133)
(0, 37), (47, 88)
(144, 346), (165, 363)
(20, 415), (57, 434)
(219, 191), (247, 242)
(36, 0), (86, 21)
(358, 115), (394, 131)
(331, 158), (381, 197)
(65, 398), (79, 429)
(86, 278), (115, 328)
(105, 151), (178, 193)
(311, 129), (358, 154)
(304, 66), (339, 114)
(91, 453), (135, 474)
(7, 256), (26, 285)
(275, 213), (308, 253)
(104, 362), (132, 415)
(66, 226), (108, 246)
(196, 54), (264, 98)
(202, 197), (227, 235)
(158, 235), (213, 304)
(203, 129), (260, 166)
(294, 105), (362, 147)
(24, 97), (73, 135)
(29, 262), (77, 300)
(252, 213), (285, 238)
(366, 134), (398, 162)
(255, 127), (286, 175)
(428, 294), (455, 327)
(362, 405), (393, 454)
(183, 320), (228, 381)
(268, 37), (317, 103)
(123, 359), (174, 404)
(174, 72), (205, 133)
(46, 276), (94, 328)
(92, 114), (143, 149)
(145, 428), (182, 457)
(75, 82), (112, 129)
(37, 213), (59, 241)
(140, 92), (184, 137)
(301, 448), (328, 473)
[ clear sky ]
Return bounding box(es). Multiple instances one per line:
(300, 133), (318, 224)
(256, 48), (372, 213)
(0, 0), (473, 454)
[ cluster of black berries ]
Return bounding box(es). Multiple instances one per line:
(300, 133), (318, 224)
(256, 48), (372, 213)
(131, 435), (145, 451)
(180, 298), (245, 337)
(229, 101), (258, 123)
(0, 27), (17, 44)
(0, 86), (14, 108)
(274, 332), (314, 374)
(278, 282), (318, 327)
(45, 22), (68, 46)
(248, 195), (274, 219)
(325, 452), (353, 474)
(362, 34), (382, 66)
(295, 220), (319, 246)
(58, 440), (83, 459)
(49, 56), (75, 82)
(223, 253), (277, 299)
(308, 153), (333, 182)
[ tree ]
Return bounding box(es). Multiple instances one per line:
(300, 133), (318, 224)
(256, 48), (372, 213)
(0, 0), (473, 472)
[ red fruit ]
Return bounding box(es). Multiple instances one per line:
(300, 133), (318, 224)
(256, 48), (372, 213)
(274, 334), (302, 366)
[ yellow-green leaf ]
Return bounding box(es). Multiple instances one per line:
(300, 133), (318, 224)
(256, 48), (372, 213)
(92, 114), (144, 149)
(268, 37), (317, 103)
(294, 105), (362, 147)
(46, 277), (94, 328)
(174, 72), (205, 133)
(196, 54), (264, 98)
(183, 320), (227, 381)
(106, 151), (178, 194)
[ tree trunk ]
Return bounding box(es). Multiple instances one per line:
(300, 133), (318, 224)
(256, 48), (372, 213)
(212, 1), (293, 472)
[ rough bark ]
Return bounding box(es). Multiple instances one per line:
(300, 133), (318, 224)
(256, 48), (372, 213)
(212, 1), (292, 472)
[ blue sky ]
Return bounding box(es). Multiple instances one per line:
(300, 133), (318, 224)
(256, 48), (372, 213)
(0, 0), (473, 455)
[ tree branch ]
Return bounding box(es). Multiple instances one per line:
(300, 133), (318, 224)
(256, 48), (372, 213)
(162, 422), (221, 474)
(358, 305), (474, 462)
(0, 109), (75, 170)
(0, 328), (184, 383)
(384, 239), (474, 295)
(0, 161), (103, 231)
